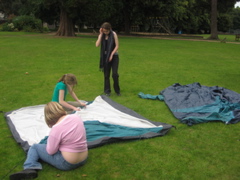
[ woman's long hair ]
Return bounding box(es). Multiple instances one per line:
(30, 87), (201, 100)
(58, 73), (78, 92)
(101, 22), (112, 30)
(44, 102), (66, 128)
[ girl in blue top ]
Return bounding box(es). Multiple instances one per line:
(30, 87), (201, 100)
(52, 74), (86, 112)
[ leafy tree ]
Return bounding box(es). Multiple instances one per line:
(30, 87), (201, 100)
(40, 0), (87, 36)
(18, 0), (87, 36)
(117, 0), (191, 34)
(231, 7), (240, 30)
(80, 0), (117, 29)
(0, 0), (22, 17)
(1, 0), (240, 36)
(208, 0), (239, 39)
(218, 13), (232, 32)
(172, 0), (204, 34)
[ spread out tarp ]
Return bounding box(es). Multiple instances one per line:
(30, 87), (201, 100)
(139, 83), (240, 126)
(5, 95), (173, 152)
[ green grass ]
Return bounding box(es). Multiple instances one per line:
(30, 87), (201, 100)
(201, 34), (240, 42)
(129, 32), (240, 42)
(0, 32), (240, 180)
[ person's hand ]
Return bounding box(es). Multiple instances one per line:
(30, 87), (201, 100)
(99, 28), (103, 34)
(80, 102), (87, 108)
(109, 54), (113, 62)
(73, 107), (81, 111)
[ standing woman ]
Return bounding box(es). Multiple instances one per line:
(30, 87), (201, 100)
(9, 102), (88, 180)
(52, 73), (86, 113)
(96, 22), (121, 96)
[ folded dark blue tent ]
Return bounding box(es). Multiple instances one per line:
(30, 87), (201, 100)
(139, 83), (240, 126)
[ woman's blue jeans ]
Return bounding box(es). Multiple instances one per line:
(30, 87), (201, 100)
(24, 144), (87, 171)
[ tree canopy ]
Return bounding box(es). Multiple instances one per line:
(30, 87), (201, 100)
(0, 0), (240, 36)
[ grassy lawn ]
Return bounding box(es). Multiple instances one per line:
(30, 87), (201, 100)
(0, 32), (240, 180)
(128, 32), (240, 42)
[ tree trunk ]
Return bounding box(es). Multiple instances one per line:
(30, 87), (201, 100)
(122, 0), (131, 35)
(123, 8), (131, 34)
(56, 8), (75, 36)
(208, 0), (219, 40)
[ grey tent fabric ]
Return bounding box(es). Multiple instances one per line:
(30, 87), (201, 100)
(139, 83), (240, 126)
(161, 83), (240, 125)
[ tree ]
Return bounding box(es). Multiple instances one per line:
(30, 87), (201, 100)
(80, 0), (117, 30)
(2, 0), (239, 35)
(42, 0), (87, 36)
(118, 0), (189, 34)
(208, 0), (219, 39)
(0, 0), (22, 17)
(218, 13), (232, 32)
(0, 0), (80, 36)
(56, 7), (74, 36)
(231, 7), (240, 30)
(23, 0), (87, 36)
(208, 0), (238, 39)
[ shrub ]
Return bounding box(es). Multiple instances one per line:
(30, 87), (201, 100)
(43, 26), (50, 32)
(12, 15), (43, 32)
(1, 22), (15, 31)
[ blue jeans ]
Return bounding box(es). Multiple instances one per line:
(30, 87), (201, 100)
(24, 144), (87, 171)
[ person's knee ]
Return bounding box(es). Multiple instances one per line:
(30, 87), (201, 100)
(112, 73), (119, 79)
(29, 145), (35, 152)
(105, 75), (110, 80)
(30, 143), (46, 151)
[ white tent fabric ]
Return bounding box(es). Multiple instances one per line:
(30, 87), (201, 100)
(7, 104), (49, 147)
(76, 96), (159, 128)
(5, 95), (173, 151)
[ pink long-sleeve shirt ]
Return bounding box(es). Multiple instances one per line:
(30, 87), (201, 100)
(46, 114), (87, 155)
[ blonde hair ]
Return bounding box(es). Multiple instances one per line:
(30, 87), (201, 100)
(58, 73), (78, 87)
(44, 102), (66, 128)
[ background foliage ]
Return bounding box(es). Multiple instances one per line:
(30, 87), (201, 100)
(0, 0), (240, 34)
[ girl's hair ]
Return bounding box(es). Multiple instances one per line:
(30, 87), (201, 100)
(58, 73), (78, 87)
(101, 22), (112, 30)
(44, 102), (66, 128)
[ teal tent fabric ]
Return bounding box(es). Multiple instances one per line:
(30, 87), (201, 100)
(84, 121), (163, 142)
(39, 121), (164, 146)
(172, 96), (238, 124)
(138, 92), (164, 101)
